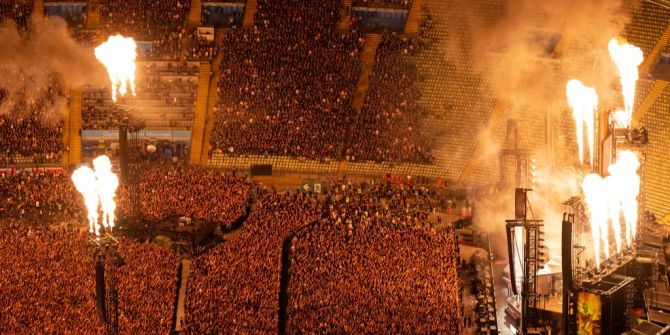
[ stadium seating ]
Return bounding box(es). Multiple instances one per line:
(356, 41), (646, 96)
(82, 62), (199, 130)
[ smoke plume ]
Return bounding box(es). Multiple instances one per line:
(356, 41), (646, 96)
(0, 16), (106, 124)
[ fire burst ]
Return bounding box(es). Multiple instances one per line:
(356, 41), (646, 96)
(95, 35), (137, 102)
(581, 150), (640, 268)
(608, 38), (643, 128)
(566, 79), (598, 167)
(71, 155), (120, 236)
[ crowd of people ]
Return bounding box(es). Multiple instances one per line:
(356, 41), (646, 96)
(184, 28), (217, 61)
(288, 223), (461, 334)
(184, 192), (321, 334)
(0, 170), (85, 225)
(117, 238), (180, 335)
(287, 181), (460, 333)
(209, 0), (363, 160)
(0, 0), (32, 30)
(100, 0), (191, 60)
(0, 224), (107, 334)
(0, 223), (185, 334)
(137, 167), (250, 224)
(0, 72), (65, 164)
(346, 33), (433, 163)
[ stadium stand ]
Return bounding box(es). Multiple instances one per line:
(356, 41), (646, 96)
(0, 72), (65, 165)
(346, 33), (433, 164)
(82, 62), (199, 131)
(0, 0), (33, 30)
(100, 0), (191, 60)
(638, 83), (670, 220)
(209, 16), (362, 160)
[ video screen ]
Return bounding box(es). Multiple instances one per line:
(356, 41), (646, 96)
(577, 291), (601, 335)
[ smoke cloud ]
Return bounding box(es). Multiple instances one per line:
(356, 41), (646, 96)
(0, 16), (106, 124)
(436, 0), (638, 106)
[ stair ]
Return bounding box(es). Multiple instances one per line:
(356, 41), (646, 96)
(242, 0), (257, 28)
(86, 0), (100, 29)
(68, 89), (83, 165)
(403, 0), (424, 35)
(457, 99), (509, 184)
(640, 24), (670, 76)
(200, 28), (227, 165)
(187, 0), (202, 27)
(352, 34), (382, 110)
(189, 63), (212, 165)
(32, 0), (44, 20)
(61, 85), (71, 166)
(339, 34), (381, 158)
(633, 80), (668, 126)
(336, 0), (353, 32)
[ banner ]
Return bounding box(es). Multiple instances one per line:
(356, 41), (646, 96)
(81, 130), (192, 140)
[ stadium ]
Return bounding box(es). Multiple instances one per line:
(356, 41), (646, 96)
(1, 0), (670, 334)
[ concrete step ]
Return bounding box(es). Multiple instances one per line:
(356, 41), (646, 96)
(243, 0), (257, 28)
(189, 63), (212, 165)
(188, 0), (202, 26)
(86, 0), (100, 28)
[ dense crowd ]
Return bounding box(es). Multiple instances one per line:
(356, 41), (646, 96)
(0, 0), (32, 30)
(288, 223), (461, 334)
(0, 224), (106, 334)
(184, 192), (321, 334)
(184, 28), (217, 61)
(0, 224), (184, 334)
(138, 167), (249, 224)
(209, 0), (362, 160)
(346, 33), (432, 163)
(286, 180), (459, 333)
(0, 73), (65, 164)
(100, 0), (191, 59)
(0, 171), (85, 224)
(117, 238), (180, 335)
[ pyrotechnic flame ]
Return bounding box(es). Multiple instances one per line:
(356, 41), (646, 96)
(566, 79), (598, 166)
(608, 150), (640, 247)
(608, 38), (643, 128)
(93, 156), (119, 232)
(71, 155), (120, 236)
(581, 150), (641, 268)
(582, 174), (606, 268)
(95, 35), (137, 102)
(612, 110), (628, 128)
(71, 166), (100, 235)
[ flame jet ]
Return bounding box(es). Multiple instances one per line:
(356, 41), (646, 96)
(566, 79), (598, 167)
(582, 174), (607, 268)
(608, 150), (641, 247)
(95, 35), (137, 102)
(608, 38), (643, 128)
(71, 166), (101, 235)
(92, 155), (119, 232)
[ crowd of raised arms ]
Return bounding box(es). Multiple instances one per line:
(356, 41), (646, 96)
(0, 166), (463, 334)
(0, 224), (180, 334)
